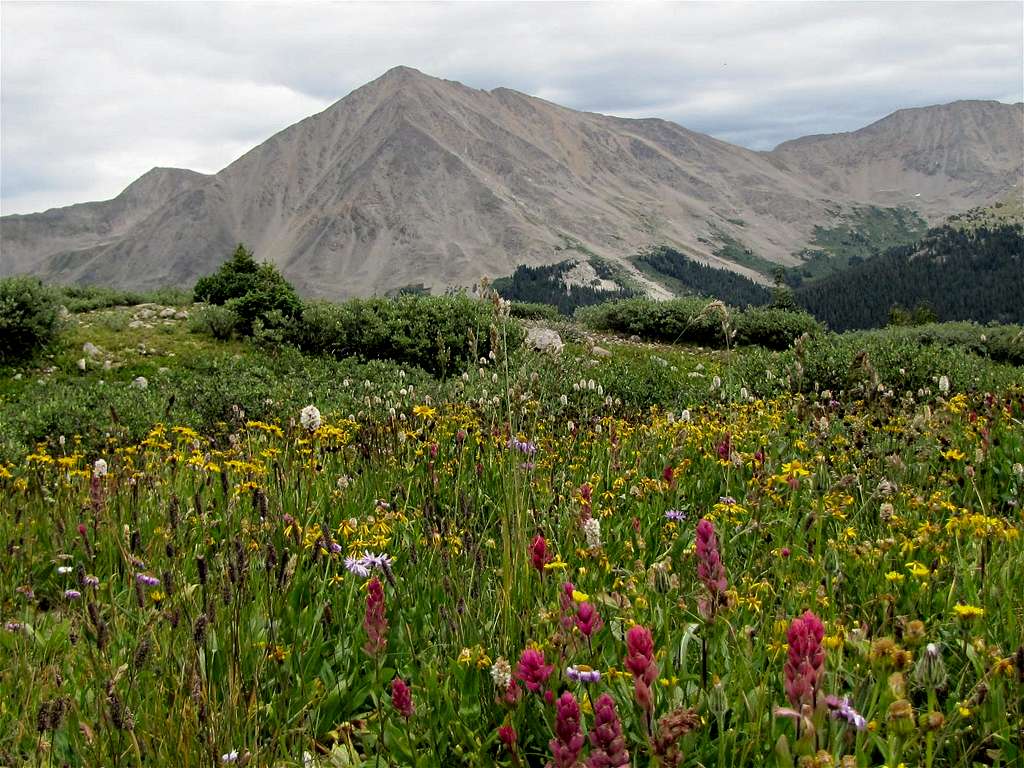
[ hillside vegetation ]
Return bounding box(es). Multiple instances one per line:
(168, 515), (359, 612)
(1, 277), (1023, 768)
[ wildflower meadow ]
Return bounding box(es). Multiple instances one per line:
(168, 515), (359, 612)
(2, 302), (1023, 767)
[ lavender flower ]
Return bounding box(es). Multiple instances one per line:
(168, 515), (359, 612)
(344, 556), (370, 578)
(507, 437), (537, 455)
(344, 551), (392, 577)
(566, 665), (602, 684)
(221, 750), (239, 764)
(665, 509), (687, 522)
(83, 575), (99, 588)
(64, 589), (82, 600)
(361, 551), (392, 570)
(826, 695), (867, 730)
(136, 574), (161, 587)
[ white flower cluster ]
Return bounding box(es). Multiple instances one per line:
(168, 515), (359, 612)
(583, 517), (601, 549)
(490, 656), (512, 690)
(93, 459), (108, 478)
(299, 404), (322, 431)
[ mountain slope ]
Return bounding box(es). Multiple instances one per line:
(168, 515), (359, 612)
(2, 67), (1021, 298)
(771, 100), (1023, 216)
(1, 167), (208, 275)
(796, 218), (1024, 330)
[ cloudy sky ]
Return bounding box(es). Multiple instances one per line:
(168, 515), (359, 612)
(2, 1), (1021, 215)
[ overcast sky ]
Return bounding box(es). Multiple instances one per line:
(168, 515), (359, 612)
(2, 1), (1021, 215)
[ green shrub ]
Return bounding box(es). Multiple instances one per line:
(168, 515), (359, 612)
(193, 244), (301, 335)
(286, 294), (523, 375)
(0, 277), (61, 362)
(54, 285), (193, 312)
(734, 307), (822, 350)
(509, 301), (560, 322)
(576, 297), (721, 346)
(794, 332), (1023, 396)
(189, 305), (239, 341)
(577, 297), (817, 350)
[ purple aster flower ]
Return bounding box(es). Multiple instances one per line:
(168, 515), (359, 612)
(508, 438), (537, 456)
(329, 542), (343, 554)
(83, 575), (99, 588)
(719, 496), (737, 505)
(362, 551), (393, 570)
(4, 621), (25, 632)
(665, 509), (687, 522)
(826, 695), (867, 730)
(136, 574), (160, 587)
(566, 665), (601, 684)
(64, 589), (82, 600)
(345, 556), (370, 578)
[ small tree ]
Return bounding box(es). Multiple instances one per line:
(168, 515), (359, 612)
(192, 244), (301, 336)
(193, 244), (261, 305)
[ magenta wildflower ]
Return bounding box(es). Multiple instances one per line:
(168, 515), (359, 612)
(559, 582), (576, 631)
(784, 610), (825, 707)
(579, 483), (593, 520)
(549, 691), (585, 768)
(363, 577), (388, 656)
(716, 433), (732, 462)
(575, 601), (603, 638)
(516, 648), (553, 693)
(498, 724), (518, 750)
(587, 693), (630, 767)
(624, 625), (658, 713)
(390, 677), (414, 719)
(695, 518), (727, 619)
(531, 535), (550, 572)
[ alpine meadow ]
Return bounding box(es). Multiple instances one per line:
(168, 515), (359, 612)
(1, 3), (1023, 767)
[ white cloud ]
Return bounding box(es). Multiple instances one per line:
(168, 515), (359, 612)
(2, 1), (1021, 214)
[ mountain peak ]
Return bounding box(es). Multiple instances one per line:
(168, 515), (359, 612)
(4, 72), (1020, 298)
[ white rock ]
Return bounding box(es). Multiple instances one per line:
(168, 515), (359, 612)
(526, 327), (564, 354)
(128, 320), (145, 329)
(77, 358), (87, 371)
(83, 342), (102, 358)
(174, 310), (190, 320)
(131, 376), (148, 390)
(591, 346), (611, 357)
(135, 308), (156, 320)
(159, 307), (176, 318)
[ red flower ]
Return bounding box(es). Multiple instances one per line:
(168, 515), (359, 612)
(549, 691), (586, 768)
(784, 610), (825, 707)
(575, 601), (603, 638)
(390, 677), (413, 719)
(363, 577), (388, 656)
(516, 648), (553, 693)
(531, 535), (551, 572)
(625, 625), (658, 713)
(587, 693), (630, 767)
(498, 724), (518, 750)
(695, 518), (728, 620)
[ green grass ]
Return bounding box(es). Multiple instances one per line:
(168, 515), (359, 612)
(710, 229), (779, 277)
(787, 206), (929, 284)
(2, 308), (1022, 765)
